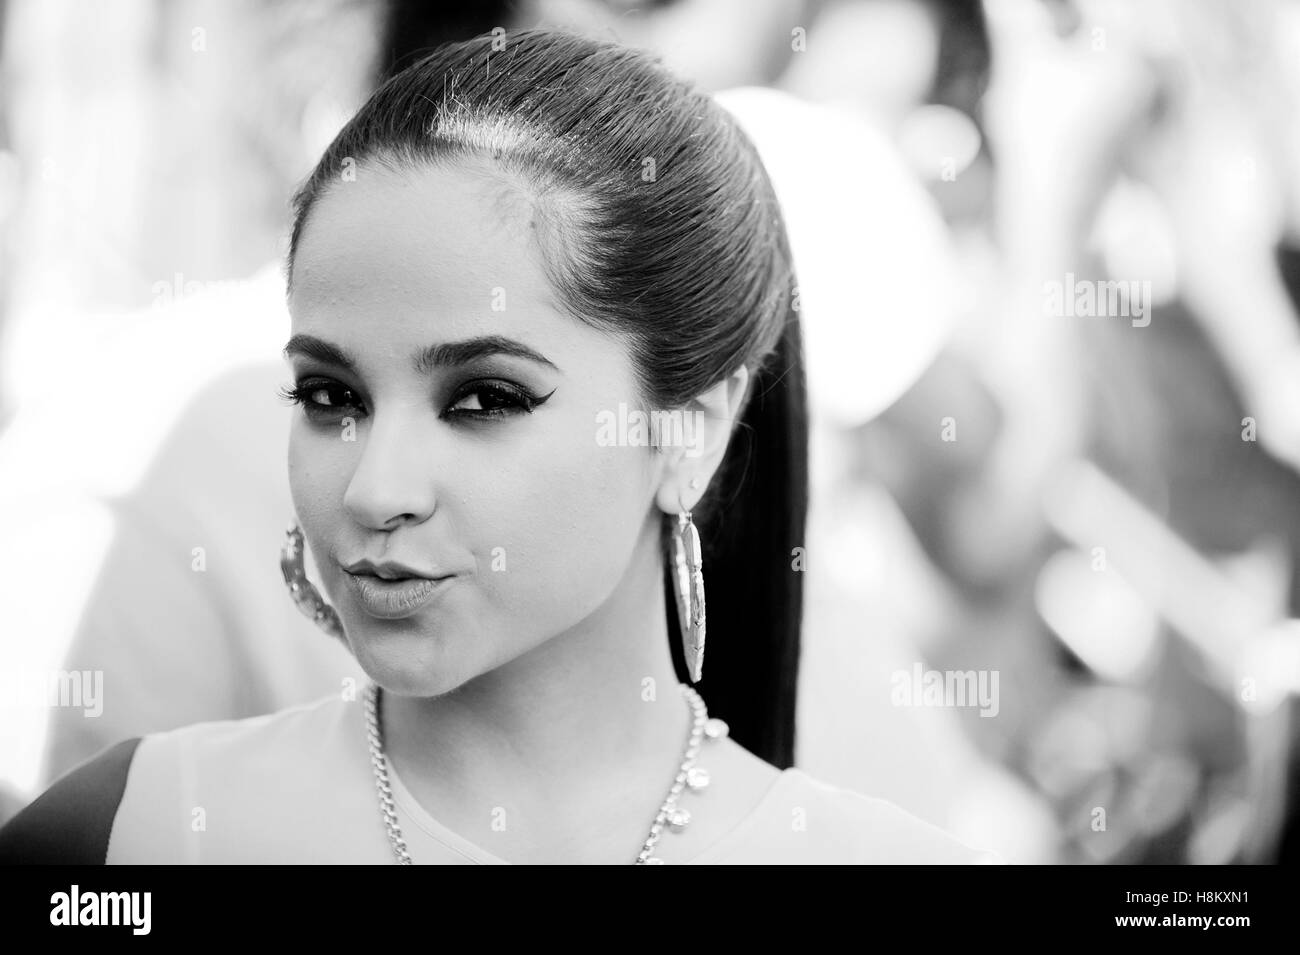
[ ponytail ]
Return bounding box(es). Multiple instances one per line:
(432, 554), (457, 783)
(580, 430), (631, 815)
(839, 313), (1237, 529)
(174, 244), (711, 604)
(664, 311), (808, 768)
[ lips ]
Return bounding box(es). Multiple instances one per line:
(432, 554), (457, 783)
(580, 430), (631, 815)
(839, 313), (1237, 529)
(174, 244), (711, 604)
(344, 570), (454, 619)
(343, 557), (445, 581)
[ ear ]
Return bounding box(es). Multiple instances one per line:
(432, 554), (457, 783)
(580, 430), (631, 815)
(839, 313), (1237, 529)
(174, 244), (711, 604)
(653, 364), (750, 516)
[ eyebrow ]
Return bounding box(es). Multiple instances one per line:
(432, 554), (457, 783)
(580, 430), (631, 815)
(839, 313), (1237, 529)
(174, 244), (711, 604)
(282, 334), (560, 375)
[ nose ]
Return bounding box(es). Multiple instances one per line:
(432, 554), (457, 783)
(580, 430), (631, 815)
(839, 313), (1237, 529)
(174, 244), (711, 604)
(342, 410), (437, 530)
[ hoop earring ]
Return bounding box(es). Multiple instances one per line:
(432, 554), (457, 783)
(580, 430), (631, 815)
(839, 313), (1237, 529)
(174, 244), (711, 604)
(280, 523), (346, 642)
(671, 491), (706, 683)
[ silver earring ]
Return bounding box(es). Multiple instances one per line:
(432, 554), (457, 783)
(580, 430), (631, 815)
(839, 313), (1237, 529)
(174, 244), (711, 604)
(671, 489), (706, 683)
(280, 524), (346, 641)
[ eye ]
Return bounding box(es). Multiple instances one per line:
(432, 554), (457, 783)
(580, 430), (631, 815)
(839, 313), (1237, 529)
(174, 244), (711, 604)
(278, 379), (367, 420)
(444, 380), (555, 420)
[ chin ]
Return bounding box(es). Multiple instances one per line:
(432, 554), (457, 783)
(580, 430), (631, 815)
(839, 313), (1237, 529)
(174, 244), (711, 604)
(343, 616), (476, 698)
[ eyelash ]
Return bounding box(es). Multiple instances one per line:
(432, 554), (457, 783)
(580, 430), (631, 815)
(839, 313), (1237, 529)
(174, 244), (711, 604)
(277, 378), (553, 422)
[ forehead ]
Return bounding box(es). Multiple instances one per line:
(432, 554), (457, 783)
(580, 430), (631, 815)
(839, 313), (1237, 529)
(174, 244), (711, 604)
(288, 159), (559, 329)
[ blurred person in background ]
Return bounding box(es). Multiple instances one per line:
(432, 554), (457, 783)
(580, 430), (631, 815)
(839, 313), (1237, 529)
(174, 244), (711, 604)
(849, 0), (1300, 862)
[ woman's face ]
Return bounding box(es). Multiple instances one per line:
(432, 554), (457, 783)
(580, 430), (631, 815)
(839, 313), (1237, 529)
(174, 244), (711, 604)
(285, 160), (664, 696)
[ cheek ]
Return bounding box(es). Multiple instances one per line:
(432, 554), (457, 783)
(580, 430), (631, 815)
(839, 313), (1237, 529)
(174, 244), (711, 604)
(467, 414), (654, 625)
(287, 422), (352, 558)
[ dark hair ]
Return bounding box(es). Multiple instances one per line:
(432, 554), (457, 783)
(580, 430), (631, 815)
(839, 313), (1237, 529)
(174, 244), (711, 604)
(286, 28), (808, 768)
(375, 0), (517, 84)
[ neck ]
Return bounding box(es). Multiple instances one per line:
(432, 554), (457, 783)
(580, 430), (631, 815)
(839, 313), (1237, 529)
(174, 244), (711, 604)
(380, 515), (691, 808)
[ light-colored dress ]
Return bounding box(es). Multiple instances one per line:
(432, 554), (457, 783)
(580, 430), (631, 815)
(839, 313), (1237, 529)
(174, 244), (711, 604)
(101, 694), (998, 864)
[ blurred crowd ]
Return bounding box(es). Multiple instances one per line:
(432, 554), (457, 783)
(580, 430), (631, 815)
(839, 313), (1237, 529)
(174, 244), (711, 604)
(1, 0), (1298, 864)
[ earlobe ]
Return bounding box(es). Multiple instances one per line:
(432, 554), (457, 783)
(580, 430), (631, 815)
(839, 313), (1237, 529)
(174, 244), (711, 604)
(654, 474), (701, 516)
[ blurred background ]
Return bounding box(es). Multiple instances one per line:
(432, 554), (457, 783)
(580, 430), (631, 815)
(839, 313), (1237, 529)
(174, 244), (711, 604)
(1, 0), (1299, 864)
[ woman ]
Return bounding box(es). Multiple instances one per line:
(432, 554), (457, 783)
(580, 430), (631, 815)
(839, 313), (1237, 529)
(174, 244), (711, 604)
(0, 28), (993, 864)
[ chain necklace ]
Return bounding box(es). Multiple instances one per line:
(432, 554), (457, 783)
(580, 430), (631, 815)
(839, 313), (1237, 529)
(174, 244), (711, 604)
(363, 681), (728, 865)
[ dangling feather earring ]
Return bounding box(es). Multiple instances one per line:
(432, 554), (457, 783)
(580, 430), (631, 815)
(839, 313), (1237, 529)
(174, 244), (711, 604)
(671, 480), (706, 682)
